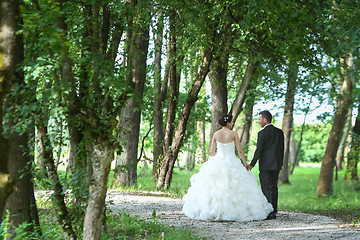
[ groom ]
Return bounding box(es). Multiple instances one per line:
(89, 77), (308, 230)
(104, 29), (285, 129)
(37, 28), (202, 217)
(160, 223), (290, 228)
(246, 110), (284, 220)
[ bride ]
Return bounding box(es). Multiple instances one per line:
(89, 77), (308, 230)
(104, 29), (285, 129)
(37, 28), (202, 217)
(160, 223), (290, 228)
(182, 113), (273, 221)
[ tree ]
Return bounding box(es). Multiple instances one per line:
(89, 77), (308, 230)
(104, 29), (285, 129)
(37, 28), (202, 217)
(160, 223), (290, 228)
(344, 105), (360, 180)
(152, 8), (167, 178)
(279, 60), (298, 184)
(316, 53), (354, 196)
(209, 29), (232, 141)
(237, 94), (255, 149)
(22, 0), (140, 238)
(0, 0), (20, 221)
(157, 47), (214, 189)
(114, 0), (150, 187)
(336, 108), (352, 170)
(3, 3), (40, 235)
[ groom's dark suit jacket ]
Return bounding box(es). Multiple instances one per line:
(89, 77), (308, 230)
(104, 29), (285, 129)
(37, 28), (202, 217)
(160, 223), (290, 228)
(250, 124), (284, 171)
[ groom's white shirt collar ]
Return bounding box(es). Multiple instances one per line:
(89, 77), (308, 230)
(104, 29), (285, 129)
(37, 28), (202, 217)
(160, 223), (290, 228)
(261, 123), (273, 130)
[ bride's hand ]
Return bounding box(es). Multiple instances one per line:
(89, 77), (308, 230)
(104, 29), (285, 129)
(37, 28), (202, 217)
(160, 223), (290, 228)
(246, 164), (253, 171)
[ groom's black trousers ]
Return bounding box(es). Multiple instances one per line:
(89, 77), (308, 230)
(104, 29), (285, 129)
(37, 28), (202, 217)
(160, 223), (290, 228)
(259, 170), (280, 215)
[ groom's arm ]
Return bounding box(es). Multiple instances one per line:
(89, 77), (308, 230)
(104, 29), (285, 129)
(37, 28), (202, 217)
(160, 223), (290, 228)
(250, 131), (265, 167)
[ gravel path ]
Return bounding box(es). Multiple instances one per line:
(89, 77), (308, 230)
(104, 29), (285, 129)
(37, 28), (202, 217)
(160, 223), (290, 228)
(107, 191), (360, 240)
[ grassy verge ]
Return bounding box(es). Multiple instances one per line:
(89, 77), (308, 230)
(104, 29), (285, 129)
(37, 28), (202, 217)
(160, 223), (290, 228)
(102, 210), (204, 240)
(278, 164), (360, 224)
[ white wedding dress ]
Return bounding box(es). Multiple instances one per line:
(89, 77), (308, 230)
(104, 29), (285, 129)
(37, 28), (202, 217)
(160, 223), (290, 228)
(182, 141), (273, 222)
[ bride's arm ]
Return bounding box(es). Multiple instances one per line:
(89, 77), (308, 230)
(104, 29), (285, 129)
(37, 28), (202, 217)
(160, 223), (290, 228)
(210, 135), (217, 156)
(234, 133), (248, 167)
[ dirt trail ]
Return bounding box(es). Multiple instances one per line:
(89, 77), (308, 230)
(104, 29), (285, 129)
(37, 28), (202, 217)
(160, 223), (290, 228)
(107, 191), (360, 240)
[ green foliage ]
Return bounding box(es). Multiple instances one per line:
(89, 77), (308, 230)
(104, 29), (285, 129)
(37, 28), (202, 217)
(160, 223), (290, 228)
(293, 123), (332, 162)
(1, 210), (53, 240)
(102, 211), (204, 240)
(0, 211), (11, 240)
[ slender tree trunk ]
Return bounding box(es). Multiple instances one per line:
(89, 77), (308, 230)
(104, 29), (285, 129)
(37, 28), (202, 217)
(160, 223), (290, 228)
(153, 9), (165, 179)
(316, 53), (353, 197)
(230, 56), (259, 124)
(156, 8), (178, 188)
(290, 96), (313, 174)
(186, 141), (196, 171)
(344, 106), (360, 180)
(279, 61), (298, 184)
(115, 1), (150, 186)
(83, 140), (114, 240)
(37, 123), (77, 239)
(197, 118), (206, 163)
(336, 108), (352, 170)
(236, 97), (254, 151)
(157, 47), (214, 190)
(289, 135), (296, 166)
(344, 133), (359, 180)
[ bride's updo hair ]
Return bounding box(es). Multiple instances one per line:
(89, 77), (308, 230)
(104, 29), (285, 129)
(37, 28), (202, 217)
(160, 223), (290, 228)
(218, 113), (233, 126)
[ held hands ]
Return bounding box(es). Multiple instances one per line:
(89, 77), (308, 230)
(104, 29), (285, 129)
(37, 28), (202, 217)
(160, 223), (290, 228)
(246, 164), (253, 171)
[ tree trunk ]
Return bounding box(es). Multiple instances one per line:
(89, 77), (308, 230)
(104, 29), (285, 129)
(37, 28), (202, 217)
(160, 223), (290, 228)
(209, 54), (229, 141)
(316, 53), (353, 197)
(344, 133), (359, 180)
(336, 107), (352, 170)
(4, 11), (38, 233)
(153, 9), (165, 179)
(209, 28), (234, 141)
(0, 0), (21, 220)
(291, 96), (313, 175)
(114, 1), (150, 186)
(230, 56), (259, 124)
(56, 0), (85, 174)
(344, 106), (360, 180)
(5, 126), (34, 236)
(197, 119), (206, 163)
(82, 140), (114, 240)
(279, 61), (298, 185)
(37, 123), (77, 239)
(157, 47), (213, 190)
(186, 140), (196, 170)
(289, 135), (297, 166)
(236, 97), (254, 151)
(156, 8), (179, 188)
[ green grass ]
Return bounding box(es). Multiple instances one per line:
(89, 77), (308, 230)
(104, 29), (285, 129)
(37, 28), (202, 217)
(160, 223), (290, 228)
(277, 164), (360, 224)
(109, 167), (196, 198)
(102, 211), (203, 240)
(279, 165), (360, 211)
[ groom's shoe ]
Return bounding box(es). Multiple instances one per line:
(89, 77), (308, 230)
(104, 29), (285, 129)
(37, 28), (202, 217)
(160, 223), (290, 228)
(265, 214), (276, 220)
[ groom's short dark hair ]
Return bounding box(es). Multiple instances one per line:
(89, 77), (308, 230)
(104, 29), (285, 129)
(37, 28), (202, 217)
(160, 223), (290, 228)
(260, 110), (272, 123)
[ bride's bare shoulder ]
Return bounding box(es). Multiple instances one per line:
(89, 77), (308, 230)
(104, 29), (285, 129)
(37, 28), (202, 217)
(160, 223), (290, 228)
(231, 130), (240, 138)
